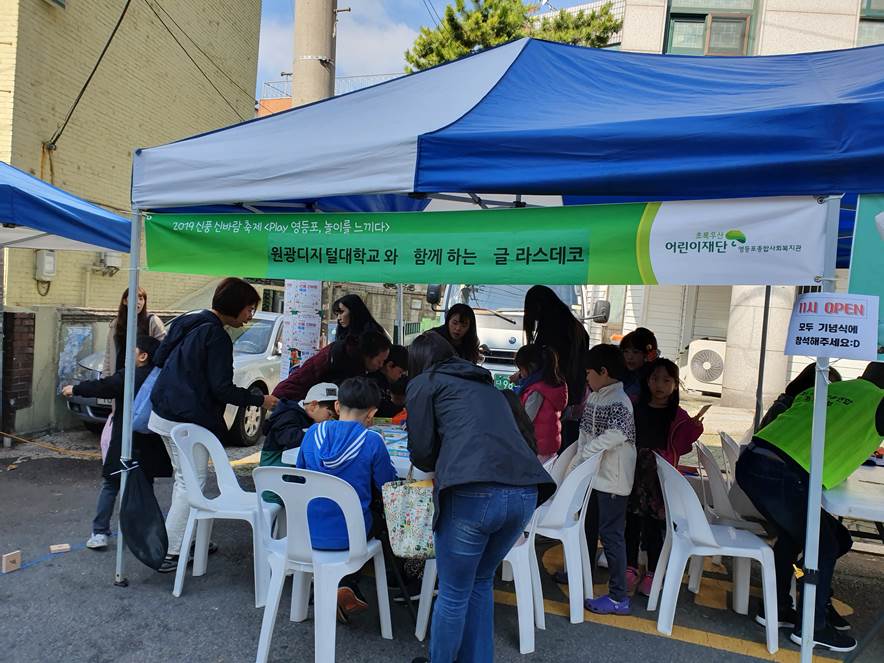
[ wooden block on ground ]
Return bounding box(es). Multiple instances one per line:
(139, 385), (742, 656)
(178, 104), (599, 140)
(49, 543), (71, 554)
(2, 550), (22, 573)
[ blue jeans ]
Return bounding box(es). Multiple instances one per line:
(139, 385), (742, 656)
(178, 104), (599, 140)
(92, 476), (120, 536)
(430, 483), (537, 663)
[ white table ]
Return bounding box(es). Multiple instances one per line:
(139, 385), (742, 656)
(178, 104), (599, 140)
(822, 465), (884, 524)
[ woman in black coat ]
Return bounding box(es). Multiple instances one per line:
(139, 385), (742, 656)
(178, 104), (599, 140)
(406, 332), (554, 663)
(430, 303), (481, 363)
(62, 335), (171, 550)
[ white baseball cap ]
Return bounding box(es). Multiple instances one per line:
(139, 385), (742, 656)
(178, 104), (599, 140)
(299, 382), (339, 408)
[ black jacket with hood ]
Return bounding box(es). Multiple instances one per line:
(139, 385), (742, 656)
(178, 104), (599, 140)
(406, 357), (555, 526)
(261, 399), (314, 455)
(151, 310), (263, 439)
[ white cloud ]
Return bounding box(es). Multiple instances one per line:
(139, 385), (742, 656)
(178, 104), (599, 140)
(335, 3), (419, 77)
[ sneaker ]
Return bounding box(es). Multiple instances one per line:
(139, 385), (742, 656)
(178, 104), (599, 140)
(391, 579), (424, 604)
(597, 550), (609, 569)
(790, 625), (856, 652)
(755, 604), (798, 629)
(86, 533), (108, 549)
(637, 572), (655, 597)
(625, 566), (641, 595)
(826, 601), (851, 631)
(337, 586), (368, 618)
(157, 554), (180, 574)
(585, 594), (631, 615)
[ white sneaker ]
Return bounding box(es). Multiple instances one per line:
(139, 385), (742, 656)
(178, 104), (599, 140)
(86, 533), (108, 549)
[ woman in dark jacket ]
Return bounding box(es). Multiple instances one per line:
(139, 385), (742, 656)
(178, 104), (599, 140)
(62, 335), (171, 550)
(523, 285), (590, 448)
(430, 303), (481, 363)
(148, 277), (278, 572)
(406, 332), (554, 663)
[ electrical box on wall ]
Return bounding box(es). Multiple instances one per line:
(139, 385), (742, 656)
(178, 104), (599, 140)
(35, 249), (56, 281)
(100, 251), (123, 271)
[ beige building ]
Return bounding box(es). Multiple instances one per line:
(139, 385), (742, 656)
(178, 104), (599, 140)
(0, 0), (262, 311)
(571, 1), (884, 407)
(1, 0), (261, 433)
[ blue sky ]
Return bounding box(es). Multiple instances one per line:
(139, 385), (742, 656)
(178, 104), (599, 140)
(256, 1), (589, 95)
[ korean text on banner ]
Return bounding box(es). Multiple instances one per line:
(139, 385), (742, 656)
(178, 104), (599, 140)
(848, 194), (884, 359)
(144, 197), (826, 286)
(785, 293), (879, 361)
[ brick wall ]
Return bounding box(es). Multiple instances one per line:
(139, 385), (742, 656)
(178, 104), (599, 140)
(2, 0), (261, 310)
(2, 311), (35, 430)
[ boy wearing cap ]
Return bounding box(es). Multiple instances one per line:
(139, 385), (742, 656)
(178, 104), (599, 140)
(258, 382), (338, 504)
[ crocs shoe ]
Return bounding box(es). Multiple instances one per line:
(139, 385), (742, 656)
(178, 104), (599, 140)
(585, 594), (631, 615)
(637, 572), (655, 597)
(625, 566), (641, 595)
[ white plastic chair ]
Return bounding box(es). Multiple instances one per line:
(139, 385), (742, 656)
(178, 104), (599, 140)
(252, 466), (392, 663)
(535, 450), (603, 624)
(169, 424), (271, 608)
(548, 443), (578, 487)
(647, 456), (779, 654)
(718, 432), (742, 488)
(415, 511), (545, 654)
(695, 442), (766, 536)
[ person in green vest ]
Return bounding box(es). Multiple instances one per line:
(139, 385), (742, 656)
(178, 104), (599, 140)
(735, 362), (884, 653)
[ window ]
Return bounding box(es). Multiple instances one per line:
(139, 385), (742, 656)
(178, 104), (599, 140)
(858, 0), (884, 46)
(665, 2), (757, 56)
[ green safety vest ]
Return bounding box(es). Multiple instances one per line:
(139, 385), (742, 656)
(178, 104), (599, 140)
(756, 379), (883, 489)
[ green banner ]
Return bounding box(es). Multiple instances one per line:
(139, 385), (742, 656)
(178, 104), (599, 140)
(848, 194), (884, 359)
(145, 205), (645, 285)
(143, 197), (826, 285)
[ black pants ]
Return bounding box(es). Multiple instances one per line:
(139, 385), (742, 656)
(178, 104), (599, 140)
(736, 442), (852, 628)
(625, 512), (664, 572)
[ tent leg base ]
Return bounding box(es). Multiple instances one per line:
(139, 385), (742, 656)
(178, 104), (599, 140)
(114, 576), (129, 588)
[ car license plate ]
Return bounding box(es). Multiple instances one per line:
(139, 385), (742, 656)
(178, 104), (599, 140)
(493, 373), (513, 390)
(97, 398), (113, 406)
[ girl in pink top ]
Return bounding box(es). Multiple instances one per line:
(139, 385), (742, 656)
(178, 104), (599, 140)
(514, 344), (569, 462)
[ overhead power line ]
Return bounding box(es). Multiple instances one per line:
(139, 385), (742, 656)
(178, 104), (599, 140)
(142, 0), (246, 121)
(150, 0), (273, 113)
(47, 0), (134, 147)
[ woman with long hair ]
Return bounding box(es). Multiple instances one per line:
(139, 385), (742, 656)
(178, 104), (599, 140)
(523, 285), (590, 447)
(406, 332), (554, 663)
(430, 303), (481, 363)
(332, 293), (385, 342)
(105, 287), (165, 376)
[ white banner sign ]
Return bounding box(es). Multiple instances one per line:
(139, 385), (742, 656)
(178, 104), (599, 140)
(785, 293), (879, 360)
(648, 197), (827, 285)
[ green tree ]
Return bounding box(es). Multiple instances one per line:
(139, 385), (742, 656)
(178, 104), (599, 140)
(405, 0), (622, 72)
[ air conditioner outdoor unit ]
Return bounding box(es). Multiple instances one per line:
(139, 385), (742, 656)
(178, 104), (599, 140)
(685, 339), (727, 395)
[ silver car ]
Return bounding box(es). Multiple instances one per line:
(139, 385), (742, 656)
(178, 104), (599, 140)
(67, 311), (284, 447)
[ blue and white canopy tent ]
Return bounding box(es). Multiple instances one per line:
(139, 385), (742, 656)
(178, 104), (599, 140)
(128, 39), (884, 659)
(1, 161), (130, 251)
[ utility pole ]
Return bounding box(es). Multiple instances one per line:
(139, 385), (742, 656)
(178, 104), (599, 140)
(292, 0), (338, 106)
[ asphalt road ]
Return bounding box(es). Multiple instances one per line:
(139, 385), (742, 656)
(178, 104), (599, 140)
(1, 450), (882, 663)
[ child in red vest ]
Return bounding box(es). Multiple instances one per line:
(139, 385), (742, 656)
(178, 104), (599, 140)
(625, 358), (705, 597)
(514, 344), (568, 462)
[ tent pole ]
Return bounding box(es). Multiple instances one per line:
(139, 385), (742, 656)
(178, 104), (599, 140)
(396, 284), (404, 344)
(114, 206), (142, 587)
(799, 195), (840, 661)
(753, 286), (772, 431)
